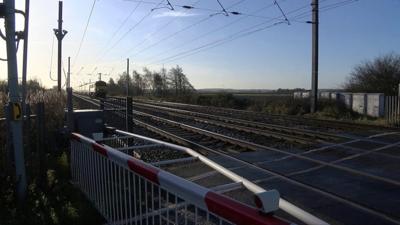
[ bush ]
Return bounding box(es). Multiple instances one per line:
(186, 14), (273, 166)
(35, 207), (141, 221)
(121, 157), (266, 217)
(262, 98), (310, 115)
(0, 152), (104, 225)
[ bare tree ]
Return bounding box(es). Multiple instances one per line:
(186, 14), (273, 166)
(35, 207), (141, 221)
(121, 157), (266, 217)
(153, 72), (163, 97)
(106, 65), (195, 98)
(168, 65), (194, 96)
(344, 53), (400, 95)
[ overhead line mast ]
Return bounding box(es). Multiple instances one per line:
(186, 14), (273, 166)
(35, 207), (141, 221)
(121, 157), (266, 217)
(310, 0), (319, 113)
(53, 1), (67, 92)
(4, 0), (27, 202)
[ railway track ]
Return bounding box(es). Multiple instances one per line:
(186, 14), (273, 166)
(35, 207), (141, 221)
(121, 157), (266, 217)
(131, 101), (346, 141)
(73, 94), (400, 225)
(136, 99), (392, 135)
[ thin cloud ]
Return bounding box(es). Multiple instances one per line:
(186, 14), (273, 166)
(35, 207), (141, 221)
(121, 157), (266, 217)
(153, 11), (200, 18)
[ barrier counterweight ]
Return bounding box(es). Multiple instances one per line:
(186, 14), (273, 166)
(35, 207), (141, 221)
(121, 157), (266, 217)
(70, 133), (290, 225)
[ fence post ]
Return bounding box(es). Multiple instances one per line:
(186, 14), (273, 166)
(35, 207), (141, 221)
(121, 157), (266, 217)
(4, 105), (13, 175)
(393, 96), (396, 127)
(396, 96), (400, 127)
(126, 97), (133, 133)
(390, 96), (392, 127)
(67, 87), (74, 132)
(36, 102), (46, 183)
(25, 104), (31, 154)
(387, 96), (391, 127)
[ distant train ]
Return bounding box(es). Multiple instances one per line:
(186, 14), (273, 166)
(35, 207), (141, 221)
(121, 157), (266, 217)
(89, 80), (107, 98)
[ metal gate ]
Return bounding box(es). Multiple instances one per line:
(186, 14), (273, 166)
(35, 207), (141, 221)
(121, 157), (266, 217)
(70, 132), (292, 225)
(385, 96), (400, 127)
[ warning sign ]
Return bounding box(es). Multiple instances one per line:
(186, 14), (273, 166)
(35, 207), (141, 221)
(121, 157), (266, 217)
(12, 102), (22, 120)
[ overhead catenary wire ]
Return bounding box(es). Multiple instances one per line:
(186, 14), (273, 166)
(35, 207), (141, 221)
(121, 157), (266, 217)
(87, 0), (145, 72)
(293, 0), (358, 22)
(103, 1), (144, 49)
(151, 0), (174, 11)
(144, 0), (285, 64)
(214, 0), (230, 16)
(124, 0), (285, 19)
(49, 35), (57, 81)
(146, 0), (304, 65)
(89, 0), (165, 75)
(122, 0), (201, 56)
(86, 0), (356, 74)
(127, 0), (247, 59)
(148, 0), (358, 65)
(97, 0), (165, 61)
(72, 0), (97, 68)
(0, 29), (6, 40)
(274, 0), (290, 25)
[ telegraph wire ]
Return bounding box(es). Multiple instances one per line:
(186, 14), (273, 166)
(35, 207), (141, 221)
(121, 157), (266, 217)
(72, 0), (97, 68)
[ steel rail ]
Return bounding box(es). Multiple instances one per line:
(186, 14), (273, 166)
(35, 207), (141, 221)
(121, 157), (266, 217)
(133, 104), (318, 145)
(126, 117), (400, 225)
(125, 114), (400, 225)
(138, 99), (392, 131)
(73, 94), (328, 224)
(74, 94), (400, 186)
(133, 101), (345, 141)
(115, 129), (328, 225)
(131, 109), (400, 187)
(73, 93), (400, 225)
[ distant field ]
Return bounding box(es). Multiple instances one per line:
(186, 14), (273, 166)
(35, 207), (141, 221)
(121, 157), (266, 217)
(198, 92), (291, 99)
(233, 93), (291, 97)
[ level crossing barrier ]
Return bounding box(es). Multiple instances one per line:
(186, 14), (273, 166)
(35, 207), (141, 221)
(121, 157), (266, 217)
(70, 132), (295, 225)
(71, 93), (328, 225)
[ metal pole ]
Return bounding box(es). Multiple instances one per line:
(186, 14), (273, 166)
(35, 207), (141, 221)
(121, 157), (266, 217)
(36, 102), (45, 183)
(57, 1), (62, 92)
(54, 1), (67, 92)
(21, 0), (30, 115)
(67, 56), (70, 88)
(4, 0), (27, 202)
(67, 88), (74, 132)
(67, 57), (74, 132)
(310, 0), (319, 113)
(126, 97), (133, 132)
(126, 58), (129, 96)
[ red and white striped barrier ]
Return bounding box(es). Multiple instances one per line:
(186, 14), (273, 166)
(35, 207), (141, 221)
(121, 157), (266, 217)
(71, 132), (291, 225)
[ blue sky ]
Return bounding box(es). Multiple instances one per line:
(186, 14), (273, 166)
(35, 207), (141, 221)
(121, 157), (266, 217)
(1, 0), (399, 89)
